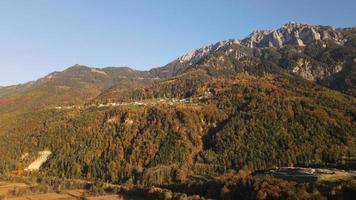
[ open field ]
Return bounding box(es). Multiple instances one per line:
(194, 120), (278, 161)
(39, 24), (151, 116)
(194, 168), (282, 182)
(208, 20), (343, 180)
(318, 170), (356, 182)
(8, 192), (123, 200)
(267, 167), (356, 183)
(0, 181), (125, 200)
(0, 182), (28, 196)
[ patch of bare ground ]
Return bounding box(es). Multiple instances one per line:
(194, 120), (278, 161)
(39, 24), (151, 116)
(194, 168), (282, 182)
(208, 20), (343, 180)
(8, 192), (75, 200)
(268, 167), (356, 183)
(0, 182), (28, 196)
(0, 182), (132, 200)
(84, 194), (123, 200)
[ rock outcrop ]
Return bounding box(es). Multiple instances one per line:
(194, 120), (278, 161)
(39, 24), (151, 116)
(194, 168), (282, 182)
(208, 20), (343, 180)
(25, 151), (52, 171)
(241, 22), (345, 48)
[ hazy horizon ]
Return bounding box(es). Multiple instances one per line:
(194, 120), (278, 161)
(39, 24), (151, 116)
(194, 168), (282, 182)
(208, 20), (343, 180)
(0, 0), (355, 86)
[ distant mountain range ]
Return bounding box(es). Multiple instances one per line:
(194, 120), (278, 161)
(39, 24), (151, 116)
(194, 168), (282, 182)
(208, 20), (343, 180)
(1, 22), (355, 99)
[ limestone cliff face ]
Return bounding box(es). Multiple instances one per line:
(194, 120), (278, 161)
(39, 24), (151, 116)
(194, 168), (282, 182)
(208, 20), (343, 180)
(241, 22), (345, 48)
(290, 58), (343, 81)
(149, 22), (355, 96)
(150, 39), (242, 78)
(152, 22), (350, 79)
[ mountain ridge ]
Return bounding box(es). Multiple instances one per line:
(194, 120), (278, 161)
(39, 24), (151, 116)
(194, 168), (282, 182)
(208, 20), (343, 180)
(1, 22), (355, 113)
(2, 21), (354, 88)
(150, 22), (355, 80)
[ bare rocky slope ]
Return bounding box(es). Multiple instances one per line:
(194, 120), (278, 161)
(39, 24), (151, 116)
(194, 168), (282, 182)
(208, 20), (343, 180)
(150, 22), (356, 96)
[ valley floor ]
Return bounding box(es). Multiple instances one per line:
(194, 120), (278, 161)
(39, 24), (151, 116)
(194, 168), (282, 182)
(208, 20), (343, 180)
(1, 167), (355, 200)
(0, 181), (141, 200)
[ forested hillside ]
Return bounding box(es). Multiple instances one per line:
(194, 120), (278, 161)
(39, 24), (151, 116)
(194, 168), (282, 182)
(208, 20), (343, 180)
(0, 65), (154, 135)
(1, 73), (355, 184)
(0, 22), (355, 199)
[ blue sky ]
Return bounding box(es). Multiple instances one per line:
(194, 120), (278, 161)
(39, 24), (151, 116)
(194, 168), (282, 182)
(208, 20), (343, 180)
(0, 0), (355, 86)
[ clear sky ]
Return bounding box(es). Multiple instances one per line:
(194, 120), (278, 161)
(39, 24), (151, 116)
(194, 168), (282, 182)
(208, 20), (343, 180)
(0, 0), (355, 86)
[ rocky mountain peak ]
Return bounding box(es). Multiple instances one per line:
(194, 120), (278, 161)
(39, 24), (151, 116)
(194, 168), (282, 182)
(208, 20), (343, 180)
(282, 21), (310, 29)
(174, 22), (346, 69)
(178, 39), (241, 64)
(241, 22), (344, 48)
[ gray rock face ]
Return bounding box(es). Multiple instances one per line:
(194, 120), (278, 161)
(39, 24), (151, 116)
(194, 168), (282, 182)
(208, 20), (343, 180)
(150, 39), (242, 78)
(151, 22), (353, 93)
(290, 58), (342, 81)
(300, 27), (321, 44)
(241, 22), (345, 48)
(173, 22), (346, 69)
(178, 39), (241, 64)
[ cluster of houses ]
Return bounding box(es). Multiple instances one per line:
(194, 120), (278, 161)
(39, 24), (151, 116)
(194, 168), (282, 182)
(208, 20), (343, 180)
(54, 94), (213, 111)
(55, 105), (80, 110)
(54, 102), (146, 110)
(97, 101), (146, 108)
